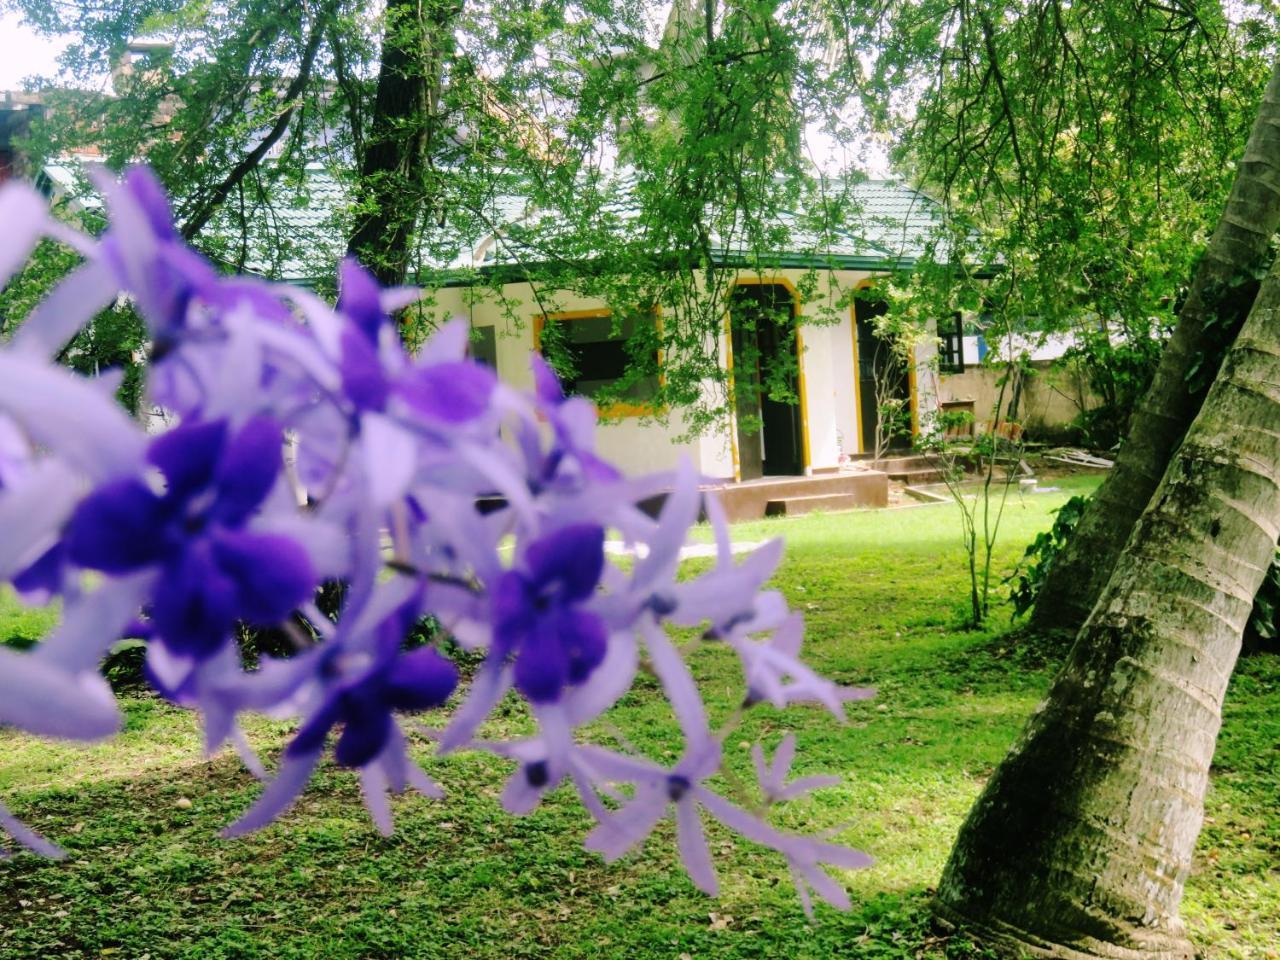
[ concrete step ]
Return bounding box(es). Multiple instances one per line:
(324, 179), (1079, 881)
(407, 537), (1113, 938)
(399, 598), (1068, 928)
(886, 466), (947, 484)
(763, 493), (868, 517)
(702, 471), (889, 521)
(875, 456), (937, 472)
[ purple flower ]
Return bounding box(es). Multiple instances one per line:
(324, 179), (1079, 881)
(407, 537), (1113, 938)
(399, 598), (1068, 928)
(0, 647), (121, 741)
(752, 733), (841, 803)
(287, 640), (458, 769)
(518, 355), (621, 490)
(0, 167), (875, 913)
(63, 416), (315, 659)
(733, 613), (875, 719)
(492, 523), (609, 703)
(224, 591), (457, 837)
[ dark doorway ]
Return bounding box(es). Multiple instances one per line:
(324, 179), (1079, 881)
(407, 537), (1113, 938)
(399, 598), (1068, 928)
(730, 284), (804, 479)
(855, 296), (912, 455)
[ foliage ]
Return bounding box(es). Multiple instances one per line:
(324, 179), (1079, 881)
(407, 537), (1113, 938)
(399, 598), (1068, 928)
(841, 1), (1275, 441)
(1243, 549), (1280, 655)
(10, 0), (876, 440)
(1060, 327), (1165, 450)
(1004, 494), (1090, 619)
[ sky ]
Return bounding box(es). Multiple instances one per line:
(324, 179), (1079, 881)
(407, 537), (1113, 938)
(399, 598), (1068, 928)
(0, 12), (71, 90)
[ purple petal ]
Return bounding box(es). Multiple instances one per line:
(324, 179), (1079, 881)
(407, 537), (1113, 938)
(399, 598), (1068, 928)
(151, 546), (240, 659)
(38, 575), (152, 672)
(253, 513), (350, 581)
(633, 457), (700, 588)
(514, 620), (569, 704)
(360, 761), (395, 836)
(334, 695), (393, 768)
(288, 696), (342, 758)
(640, 619), (708, 743)
(380, 285), (424, 315)
(337, 258), (386, 342)
(501, 772), (545, 816)
(211, 530), (315, 624)
(11, 261), (120, 361)
(772, 733), (797, 782)
(147, 419), (227, 499)
(437, 661), (512, 753)
(751, 743), (770, 790)
(0, 460), (81, 581)
(584, 786), (668, 861)
(525, 524), (605, 600)
(676, 800), (719, 895)
(406, 761), (444, 800)
(492, 571), (534, 645)
(778, 775), (843, 802)
(795, 860), (854, 912)
(123, 166), (178, 240)
(563, 629), (636, 725)
(417, 317), (471, 365)
(398, 361), (496, 424)
(557, 607), (608, 685)
(212, 416), (283, 525)
(64, 478), (171, 573)
(340, 326), (390, 411)
(360, 412), (417, 507)
(0, 353), (146, 479)
(530, 353), (565, 406)
(11, 542), (64, 601)
(386, 647), (459, 711)
(222, 749), (322, 838)
(1, 801), (65, 860)
(0, 648), (120, 740)
(0, 182), (48, 290)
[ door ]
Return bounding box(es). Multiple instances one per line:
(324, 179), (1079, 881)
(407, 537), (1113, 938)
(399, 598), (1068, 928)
(730, 284), (804, 478)
(855, 296), (912, 455)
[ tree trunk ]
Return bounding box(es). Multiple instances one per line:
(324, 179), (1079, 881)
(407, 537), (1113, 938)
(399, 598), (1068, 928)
(936, 241), (1280, 957)
(346, 0), (458, 287)
(1029, 56), (1280, 637)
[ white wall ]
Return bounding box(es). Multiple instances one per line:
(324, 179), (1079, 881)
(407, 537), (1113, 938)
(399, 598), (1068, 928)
(423, 267), (881, 479)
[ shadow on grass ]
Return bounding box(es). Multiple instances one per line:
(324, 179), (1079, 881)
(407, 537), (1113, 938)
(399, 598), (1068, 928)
(0, 747), (1002, 960)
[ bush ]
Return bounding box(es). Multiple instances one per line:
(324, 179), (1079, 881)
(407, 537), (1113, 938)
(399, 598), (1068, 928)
(1006, 495), (1090, 618)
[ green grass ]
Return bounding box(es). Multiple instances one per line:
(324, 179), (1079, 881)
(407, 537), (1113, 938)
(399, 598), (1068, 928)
(1, 475), (1277, 959)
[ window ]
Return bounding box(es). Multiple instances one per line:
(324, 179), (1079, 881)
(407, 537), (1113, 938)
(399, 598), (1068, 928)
(939, 312), (965, 373)
(469, 325), (497, 368)
(537, 310), (660, 412)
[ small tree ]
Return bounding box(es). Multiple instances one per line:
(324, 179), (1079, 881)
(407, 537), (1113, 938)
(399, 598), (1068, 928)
(871, 339), (913, 463)
(919, 347), (1029, 628)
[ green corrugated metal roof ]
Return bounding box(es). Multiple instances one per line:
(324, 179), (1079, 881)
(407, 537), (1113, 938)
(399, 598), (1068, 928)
(41, 162), (953, 282)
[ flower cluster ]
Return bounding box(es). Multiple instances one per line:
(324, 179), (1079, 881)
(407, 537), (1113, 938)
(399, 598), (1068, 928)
(0, 169), (873, 912)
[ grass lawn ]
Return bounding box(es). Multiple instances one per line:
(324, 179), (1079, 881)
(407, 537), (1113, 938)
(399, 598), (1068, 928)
(1, 474), (1277, 959)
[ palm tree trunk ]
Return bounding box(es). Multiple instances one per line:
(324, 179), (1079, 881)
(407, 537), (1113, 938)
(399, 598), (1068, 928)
(936, 234), (1280, 958)
(1029, 56), (1280, 637)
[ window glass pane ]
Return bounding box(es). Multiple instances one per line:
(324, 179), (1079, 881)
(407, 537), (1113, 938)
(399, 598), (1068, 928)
(545, 312), (658, 403)
(939, 312), (965, 373)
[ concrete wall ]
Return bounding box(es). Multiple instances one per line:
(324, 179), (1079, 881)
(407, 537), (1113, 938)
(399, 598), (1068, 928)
(429, 271), (1100, 473)
(936, 359), (1094, 435)
(425, 267), (882, 480)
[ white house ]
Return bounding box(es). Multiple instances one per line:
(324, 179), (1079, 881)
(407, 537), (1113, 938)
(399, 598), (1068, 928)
(418, 177), (954, 484)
